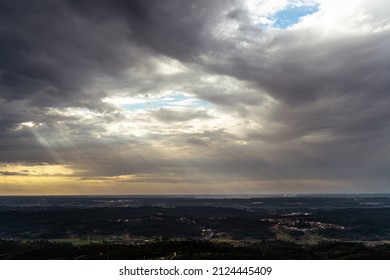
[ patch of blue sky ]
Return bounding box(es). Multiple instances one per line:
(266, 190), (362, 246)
(120, 94), (212, 110)
(193, 100), (211, 107)
(273, 5), (319, 29)
(122, 102), (161, 110)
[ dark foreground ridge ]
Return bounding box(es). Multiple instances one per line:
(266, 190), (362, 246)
(0, 195), (390, 259)
(1, 239), (390, 260)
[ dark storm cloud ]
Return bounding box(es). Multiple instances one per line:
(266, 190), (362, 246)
(188, 22), (390, 187)
(0, 0), (244, 176)
(0, 0), (127, 102)
(1, 0), (390, 192)
(259, 31), (390, 105)
(66, 0), (235, 61)
(203, 27), (390, 141)
(0, 0), (136, 138)
(0, 0), (237, 130)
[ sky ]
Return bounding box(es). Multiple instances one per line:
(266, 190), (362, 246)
(0, 0), (390, 195)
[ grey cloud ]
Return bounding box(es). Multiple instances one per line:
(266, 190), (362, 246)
(198, 24), (390, 186)
(259, 32), (390, 105)
(66, 0), (237, 61)
(152, 108), (211, 123)
(0, 171), (28, 176)
(1, 0), (390, 192)
(0, 0), (139, 137)
(186, 137), (208, 146)
(0, 0), (128, 102)
(0, 0), (239, 132)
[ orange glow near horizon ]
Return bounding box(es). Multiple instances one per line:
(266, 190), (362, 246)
(0, 162), (354, 195)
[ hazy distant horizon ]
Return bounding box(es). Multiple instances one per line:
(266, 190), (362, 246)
(1, 192), (390, 198)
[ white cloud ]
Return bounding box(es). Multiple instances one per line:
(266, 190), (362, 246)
(295, 0), (390, 34)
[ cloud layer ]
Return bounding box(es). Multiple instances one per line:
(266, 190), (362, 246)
(1, 0), (390, 194)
